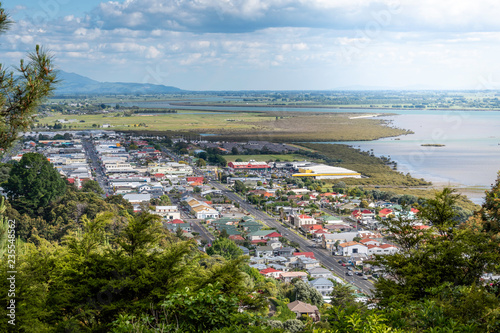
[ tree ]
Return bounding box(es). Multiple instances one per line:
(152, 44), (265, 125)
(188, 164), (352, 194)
(117, 211), (164, 257)
(4, 152), (66, 216)
(196, 158), (206, 167)
(206, 237), (243, 260)
(81, 179), (104, 195)
(292, 279), (324, 307)
(329, 283), (358, 308)
(469, 171), (500, 238)
(0, 162), (12, 184)
(233, 180), (247, 193)
(0, 7), (57, 151)
(417, 188), (460, 236)
(373, 188), (500, 304)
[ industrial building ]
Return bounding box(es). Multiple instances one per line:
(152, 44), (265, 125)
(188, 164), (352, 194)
(292, 163), (361, 179)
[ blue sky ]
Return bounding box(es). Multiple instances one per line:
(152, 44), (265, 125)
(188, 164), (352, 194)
(3, 0), (500, 90)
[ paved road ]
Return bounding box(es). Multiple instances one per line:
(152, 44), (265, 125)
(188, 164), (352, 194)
(82, 139), (113, 197)
(187, 219), (214, 242)
(209, 180), (374, 295)
(1, 141), (22, 163)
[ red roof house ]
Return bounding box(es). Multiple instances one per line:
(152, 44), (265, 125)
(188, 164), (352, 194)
(293, 252), (316, 259)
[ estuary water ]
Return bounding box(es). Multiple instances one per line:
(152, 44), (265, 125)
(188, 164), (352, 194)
(326, 110), (500, 204)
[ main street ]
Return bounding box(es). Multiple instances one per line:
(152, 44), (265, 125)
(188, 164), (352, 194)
(82, 139), (113, 197)
(209, 180), (374, 296)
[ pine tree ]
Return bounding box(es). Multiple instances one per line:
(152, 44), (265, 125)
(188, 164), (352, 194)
(0, 5), (57, 152)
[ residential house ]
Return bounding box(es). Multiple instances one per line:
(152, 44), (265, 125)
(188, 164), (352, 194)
(165, 222), (191, 233)
(359, 238), (380, 247)
(248, 230), (278, 241)
(275, 246), (295, 258)
(256, 246), (275, 257)
(367, 243), (399, 255)
(280, 271), (308, 283)
(322, 232), (359, 251)
(153, 206), (181, 220)
(308, 267), (334, 279)
(268, 240), (283, 249)
(259, 267), (282, 279)
(352, 209), (376, 222)
(378, 208), (394, 219)
(290, 214), (317, 228)
(300, 224), (324, 234)
(184, 196), (220, 219)
(309, 278), (334, 297)
(238, 246), (250, 256)
(336, 241), (368, 256)
(287, 300), (320, 322)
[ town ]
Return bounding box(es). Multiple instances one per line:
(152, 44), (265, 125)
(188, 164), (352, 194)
(3, 129), (448, 304)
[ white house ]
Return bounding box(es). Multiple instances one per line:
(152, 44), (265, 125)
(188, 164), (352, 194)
(290, 214), (317, 228)
(367, 243), (399, 255)
(309, 278), (334, 297)
(153, 206), (181, 220)
(308, 267), (334, 279)
(336, 241), (368, 256)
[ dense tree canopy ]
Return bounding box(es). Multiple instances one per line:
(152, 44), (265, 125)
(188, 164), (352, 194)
(4, 153), (66, 216)
(206, 237), (243, 260)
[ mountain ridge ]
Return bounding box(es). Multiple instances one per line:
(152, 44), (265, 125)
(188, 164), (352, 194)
(54, 70), (183, 95)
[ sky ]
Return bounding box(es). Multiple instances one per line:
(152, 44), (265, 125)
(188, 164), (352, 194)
(3, 0), (500, 90)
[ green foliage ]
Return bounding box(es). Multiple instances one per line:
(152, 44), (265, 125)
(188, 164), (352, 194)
(234, 180), (248, 193)
(105, 194), (134, 211)
(417, 188), (461, 235)
(329, 283), (360, 309)
(0, 162), (12, 184)
(4, 153), (66, 216)
(111, 282), (255, 333)
(117, 211), (164, 257)
(271, 298), (296, 322)
(0, 10), (57, 151)
(472, 171), (500, 238)
(283, 319), (305, 333)
(81, 179), (104, 195)
(206, 237), (243, 260)
(291, 279), (324, 307)
(322, 307), (402, 333)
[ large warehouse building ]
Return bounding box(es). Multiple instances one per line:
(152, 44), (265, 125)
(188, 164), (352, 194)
(292, 163), (361, 179)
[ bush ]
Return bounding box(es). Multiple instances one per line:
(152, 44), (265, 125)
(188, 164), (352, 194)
(283, 319), (305, 333)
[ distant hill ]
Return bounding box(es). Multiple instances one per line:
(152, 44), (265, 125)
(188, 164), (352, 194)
(54, 70), (183, 95)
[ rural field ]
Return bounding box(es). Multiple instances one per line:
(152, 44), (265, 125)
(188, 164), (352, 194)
(42, 110), (410, 142)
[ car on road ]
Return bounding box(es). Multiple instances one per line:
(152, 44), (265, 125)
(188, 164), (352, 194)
(363, 275), (369, 280)
(347, 266), (352, 271)
(346, 271), (353, 276)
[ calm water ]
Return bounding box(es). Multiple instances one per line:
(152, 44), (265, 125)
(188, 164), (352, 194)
(326, 111), (500, 204)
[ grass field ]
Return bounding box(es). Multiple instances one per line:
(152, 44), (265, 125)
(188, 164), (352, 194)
(39, 110), (410, 142)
